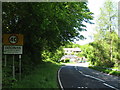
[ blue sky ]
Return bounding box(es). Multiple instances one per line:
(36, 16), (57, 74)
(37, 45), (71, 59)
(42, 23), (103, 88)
(74, 0), (119, 45)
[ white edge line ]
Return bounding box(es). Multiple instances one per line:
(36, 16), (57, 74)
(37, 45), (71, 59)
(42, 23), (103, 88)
(77, 65), (105, 83)
(78, 69), (119, 90)
(86, 75), (105, 82)
(103, 83), (119, 90)
(79, 72), (105, 82)
(58, 66), (119, 90)
(78, 71), (104, 82)
(58, 66), (64, 90)
(75, 66), (78, 70)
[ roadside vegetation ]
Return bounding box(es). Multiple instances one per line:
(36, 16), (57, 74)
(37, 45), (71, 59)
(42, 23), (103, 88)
(2, 0), (119, 89)
(12, 61), (61, 88)
(2, 2), (93, 88)
(60, 0), (120, 76)
(86, 0), (120, 70)
(89, 66), (120, 76)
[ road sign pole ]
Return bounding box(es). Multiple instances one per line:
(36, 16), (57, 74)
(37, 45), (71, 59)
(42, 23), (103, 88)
(4, 55), (7, 67)
(3, 34), (23, 80)
(19, 55), (21, 80)
(13, 55), (15, 79)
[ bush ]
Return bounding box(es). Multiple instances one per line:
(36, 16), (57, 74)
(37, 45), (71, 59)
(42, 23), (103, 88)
(65, 58), (70, 63)
(89, 66), (120, 76)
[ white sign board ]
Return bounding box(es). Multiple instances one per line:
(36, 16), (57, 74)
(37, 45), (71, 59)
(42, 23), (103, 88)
(4, 46), (23, 54)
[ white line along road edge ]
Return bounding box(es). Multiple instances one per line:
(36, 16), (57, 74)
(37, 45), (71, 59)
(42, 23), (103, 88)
(103, 83), (119, 90)
(84, 74), (105, 82)
(58, 66), (65, 90)
(76, 66), (119, 90)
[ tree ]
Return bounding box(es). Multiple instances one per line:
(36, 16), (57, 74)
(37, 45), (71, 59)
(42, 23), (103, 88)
(2, 2), (94, 87)
(2, 2), (93, 63)
(94, 0), (117, 63)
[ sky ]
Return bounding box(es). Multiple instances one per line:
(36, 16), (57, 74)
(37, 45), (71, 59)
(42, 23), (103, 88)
(74, 0), (119, 45)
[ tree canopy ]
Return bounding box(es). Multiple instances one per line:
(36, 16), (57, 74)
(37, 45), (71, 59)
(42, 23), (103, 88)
(2, 2), (93, 63)
(2, 2), (94, 87)
(86, 0), (119, 68)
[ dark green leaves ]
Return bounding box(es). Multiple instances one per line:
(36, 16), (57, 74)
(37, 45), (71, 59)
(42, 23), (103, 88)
(2, 2), (93, 61)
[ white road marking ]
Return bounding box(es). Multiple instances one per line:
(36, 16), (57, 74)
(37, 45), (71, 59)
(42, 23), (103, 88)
(77, 66), (105, 82)
(84, 75), (105, 82)
(79, 71), (85, 75)
(103, 83), (119, 90)
(79, 71), (105, 82)
(59, 66), (119, 90)
(77, 87), (88, 88)
(58, 66), (65, 90)
(75, 66), (78, 70)
(77, 67), (119, 90)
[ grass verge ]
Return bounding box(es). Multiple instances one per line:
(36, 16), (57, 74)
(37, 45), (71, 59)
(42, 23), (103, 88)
(89, 66), (120, 76)
(11, 62), (61, 88)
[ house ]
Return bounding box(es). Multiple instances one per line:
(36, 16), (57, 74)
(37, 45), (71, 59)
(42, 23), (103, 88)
(59, 48), (87, 63)
(60, 55), (78, 62)
(64, 48), (81, 55)
(77, 57), (87, 63)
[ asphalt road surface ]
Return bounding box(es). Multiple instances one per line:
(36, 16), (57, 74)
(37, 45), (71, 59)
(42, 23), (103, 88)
(58, 63), (120, 90)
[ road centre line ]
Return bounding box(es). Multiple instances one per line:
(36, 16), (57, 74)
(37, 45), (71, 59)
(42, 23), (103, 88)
(84, 75), (105, 82)
(75, 66), (78, 70)
(103, 83), (119, 90)
(77, 87), (88, 88)
(78, 71), (105, 82)
(58, 66), (65, 90)
(75, 66), (105, 82)
(79, 71), (85, 75)
(77, 67), (119, 90)
(58, 66), (119, 90)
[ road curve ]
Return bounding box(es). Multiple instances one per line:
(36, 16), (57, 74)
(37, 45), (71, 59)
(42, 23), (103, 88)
(58, 64), (120, 90)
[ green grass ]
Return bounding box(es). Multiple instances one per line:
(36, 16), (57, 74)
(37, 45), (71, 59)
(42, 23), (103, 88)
(111, 67), (120, 70)
(11, 62), (61, 88)
(89, 66), (120, 76)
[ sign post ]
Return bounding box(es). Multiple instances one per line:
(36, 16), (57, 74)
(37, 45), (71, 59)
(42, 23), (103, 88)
(3, 34), (23, 80)
(19, 55), (21, 80)
(4, 55), (6, 67)
(13, 55), (15, 79)
(3, 34), (23, 54)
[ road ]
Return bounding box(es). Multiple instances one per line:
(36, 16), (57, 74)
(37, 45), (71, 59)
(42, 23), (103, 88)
(58, 63), (120, 90)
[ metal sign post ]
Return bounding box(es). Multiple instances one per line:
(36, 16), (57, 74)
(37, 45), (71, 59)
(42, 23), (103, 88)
(3, 34), (23, 81)
(13, 55), (15, 79)
(19, 55), (21, 80)
(4, 55), (7, 67)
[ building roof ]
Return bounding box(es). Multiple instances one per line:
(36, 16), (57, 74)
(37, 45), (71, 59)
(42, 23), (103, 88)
(64, 48), (81, 51)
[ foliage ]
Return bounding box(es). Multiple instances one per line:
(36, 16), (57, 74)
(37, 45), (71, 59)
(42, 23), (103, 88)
(12, 62), (61, 88)
(63, 42), (81, 48)
(82, 31), (119, 68)
(2, 2), (93, 87)
(89, 66), (120, 76)
(2, 2), (93, 63)
(42, 46), (64, 62)
(64, 58), (70, 63)
(85, 0), (119, 68)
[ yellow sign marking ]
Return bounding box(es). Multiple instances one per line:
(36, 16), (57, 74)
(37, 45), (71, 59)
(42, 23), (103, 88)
(3, 34), (23, 45)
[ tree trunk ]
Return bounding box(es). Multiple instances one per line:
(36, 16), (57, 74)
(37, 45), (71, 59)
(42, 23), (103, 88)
(110, 39), (113, 61)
